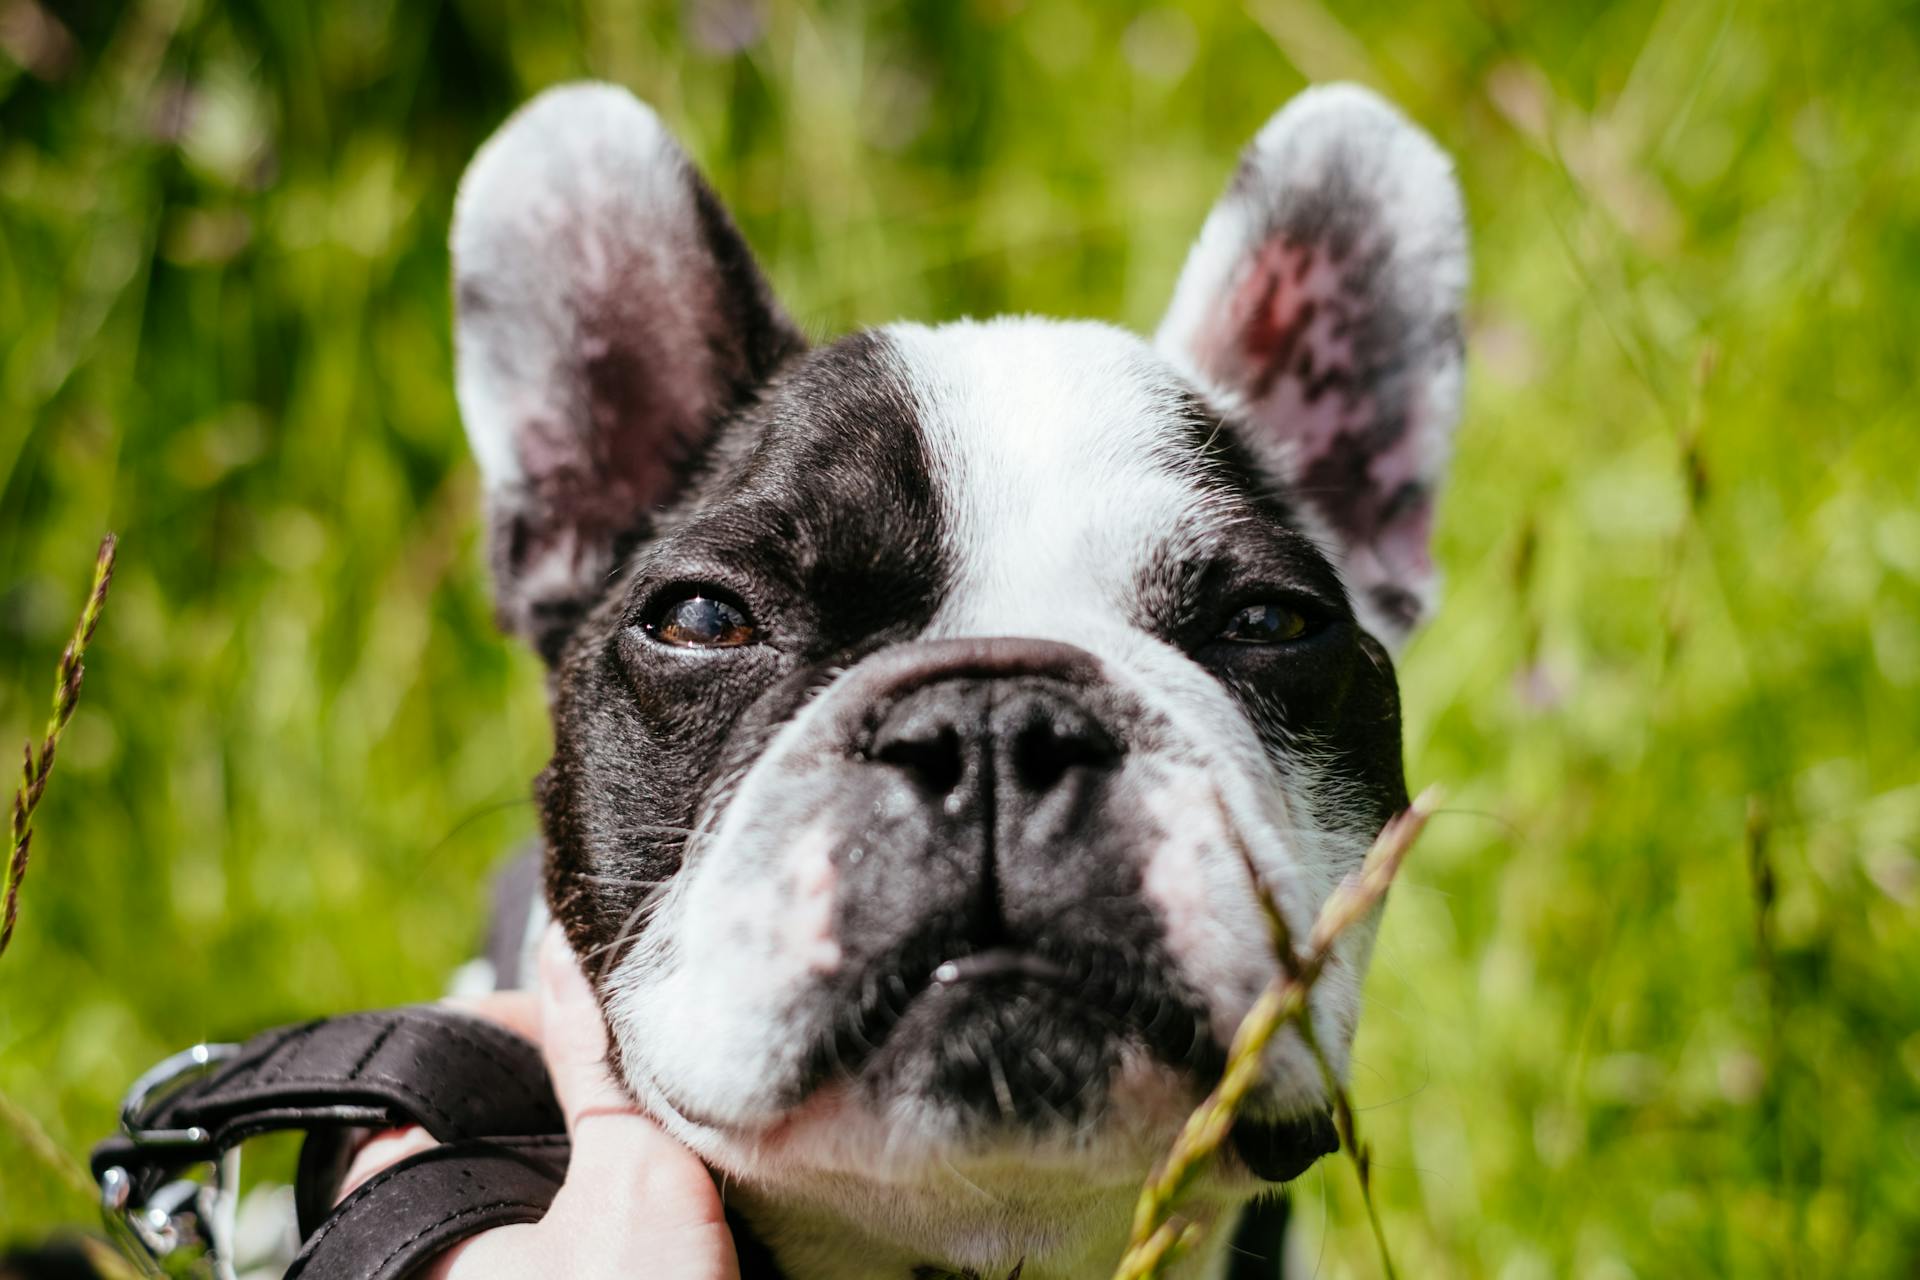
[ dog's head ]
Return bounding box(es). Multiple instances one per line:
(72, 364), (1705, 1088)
(452, 81), (1464, 1270)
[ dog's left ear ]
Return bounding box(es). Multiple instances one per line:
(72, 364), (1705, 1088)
(453, 83), (804, 663)
(1157, 84), (1468, 648)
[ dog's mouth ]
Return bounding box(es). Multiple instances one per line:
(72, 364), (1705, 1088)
(801, 932), (1219, 1083)
(782, 933), (1338, 1181)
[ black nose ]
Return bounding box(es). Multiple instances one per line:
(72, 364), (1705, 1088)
(867, 680), (1123, 800)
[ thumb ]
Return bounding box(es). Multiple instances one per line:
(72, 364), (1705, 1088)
(533, 924), (736, 1254)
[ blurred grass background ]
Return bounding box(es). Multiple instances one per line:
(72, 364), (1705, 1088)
(3, 0), (1918, 1274)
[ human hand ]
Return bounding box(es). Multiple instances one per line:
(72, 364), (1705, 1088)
(339, 924), (740, 1279)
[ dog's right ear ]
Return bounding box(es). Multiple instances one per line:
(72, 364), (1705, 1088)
(1155, 85), (1466, 651)
(453, 83), (803, 663)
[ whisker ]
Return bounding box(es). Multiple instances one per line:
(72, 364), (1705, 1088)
(572, 873), (672, 889)
(582, 885), (674, 978)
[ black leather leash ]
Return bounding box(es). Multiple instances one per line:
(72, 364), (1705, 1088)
(91, 1006), (571, 1279)
(92, 1004), (1288, 1279)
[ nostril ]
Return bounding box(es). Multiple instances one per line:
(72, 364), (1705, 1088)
(872, 724), (967, 794)
(1009, 711), (1122, 794)
(864, 681), (1116, 800)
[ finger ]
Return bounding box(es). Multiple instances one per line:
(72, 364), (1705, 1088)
(533, 925), (733, 1240)
(534, 922), (632, 1125)
(337, 1126), (442, 1200)
(442, 988), (541, 1043)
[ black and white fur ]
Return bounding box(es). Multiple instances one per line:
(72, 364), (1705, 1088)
(452, 81), (1466, 1280)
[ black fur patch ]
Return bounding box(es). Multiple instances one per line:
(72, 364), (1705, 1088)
(1139, 399), (1410, 834)
(539, 331), (950, 964)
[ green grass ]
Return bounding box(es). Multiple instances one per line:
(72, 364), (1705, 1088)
(3, 0), (1917, 1274)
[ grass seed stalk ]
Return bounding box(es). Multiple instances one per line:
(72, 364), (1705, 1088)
(1112, 787), (1437, 1280)
(2, 533), (118, 962)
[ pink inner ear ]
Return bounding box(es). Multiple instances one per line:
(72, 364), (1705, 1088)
(1210, 236), (1378, 474)
(505, 282), (720, 582)
(1193, 231), (1447, 635)
(1207, 235), (1440, 565)
(1373, 489), (1433, 577)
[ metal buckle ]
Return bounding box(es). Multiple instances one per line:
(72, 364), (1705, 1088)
(97, 1041), (242, 1280)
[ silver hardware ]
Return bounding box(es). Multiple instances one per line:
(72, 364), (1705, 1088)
(98, 1041), (243, 1280)
(118, 1041), (239, 1147)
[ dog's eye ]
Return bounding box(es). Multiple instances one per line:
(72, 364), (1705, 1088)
(1218, 602), (1310, 644)
(645, 593), (759, 648)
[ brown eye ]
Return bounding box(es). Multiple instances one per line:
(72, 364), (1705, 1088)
(1219, 602), (1309, 644)
(646, 594), (759, 648)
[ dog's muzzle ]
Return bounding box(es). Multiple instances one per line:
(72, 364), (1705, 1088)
(753, 641), (1205, 1129)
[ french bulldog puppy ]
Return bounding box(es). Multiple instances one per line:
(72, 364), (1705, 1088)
(451, 79), (1465, 1280)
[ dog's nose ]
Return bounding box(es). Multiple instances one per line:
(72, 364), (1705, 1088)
(867, 680), (1123, 801)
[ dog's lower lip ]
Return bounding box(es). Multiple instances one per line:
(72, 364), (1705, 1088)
(794, 939), (1220, 1106)
(929, 946), (1069, 985)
